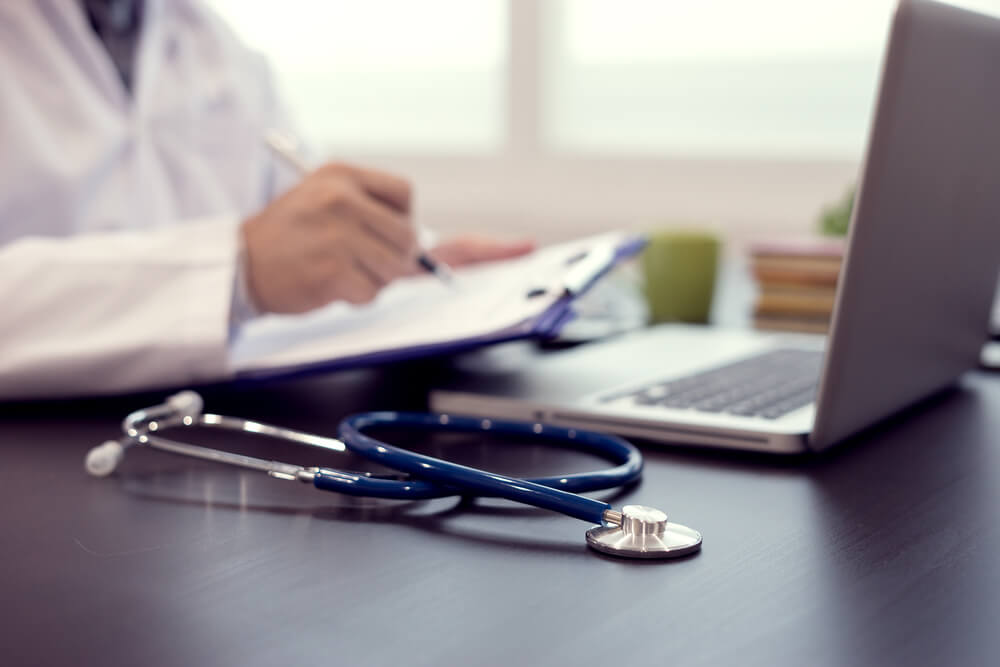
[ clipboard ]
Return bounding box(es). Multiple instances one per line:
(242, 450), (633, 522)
(229, 231), (646, 381)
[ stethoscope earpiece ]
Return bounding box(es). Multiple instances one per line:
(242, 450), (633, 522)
(84, 389), (203, 478)
(85, 440), (125, 477)
(164, 390), (203, 417)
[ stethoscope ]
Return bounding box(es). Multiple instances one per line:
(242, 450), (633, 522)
(85, 391), (702, 560)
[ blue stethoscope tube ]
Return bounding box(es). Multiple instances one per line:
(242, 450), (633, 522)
(324, 412), (643, 524)
(86, 392), (701, 559)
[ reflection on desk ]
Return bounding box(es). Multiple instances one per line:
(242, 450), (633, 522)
(1, 366), (999, 666)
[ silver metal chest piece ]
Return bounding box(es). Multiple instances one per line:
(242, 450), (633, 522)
(586, 505), (702, 559)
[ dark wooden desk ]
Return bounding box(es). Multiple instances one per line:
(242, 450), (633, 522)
(2, 352), (1000, 665)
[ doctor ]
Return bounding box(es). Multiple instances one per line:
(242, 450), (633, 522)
(0, 0), (532, 400)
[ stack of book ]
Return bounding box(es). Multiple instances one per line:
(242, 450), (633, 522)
(749, 237), (846, 334)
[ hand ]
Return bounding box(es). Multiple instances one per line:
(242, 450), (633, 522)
(429, 236), (535, 268)
(241, 163), (417, 314)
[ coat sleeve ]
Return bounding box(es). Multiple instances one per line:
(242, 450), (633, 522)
(0, 217), (240, 399)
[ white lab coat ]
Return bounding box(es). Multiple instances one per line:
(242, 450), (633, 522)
(0, 0), (295, 399)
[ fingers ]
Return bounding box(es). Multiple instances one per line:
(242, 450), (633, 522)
(311, 232), (413, 307)
(340, 185), (417, 256)
(432, 237), (536, 267)
(472, 239), (536, 262)
(351, 167), (412, 213)
(307, 168), (417, 307)
(242, 162), (421, 313)
(320, 162), (412, 213)
(307, 253), (381, 307)
(349, 233), (412, 286)
(315, 167), (417, 256)
(333, 267), (380, 306)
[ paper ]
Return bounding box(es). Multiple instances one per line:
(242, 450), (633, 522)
(229, 232), (629, 374)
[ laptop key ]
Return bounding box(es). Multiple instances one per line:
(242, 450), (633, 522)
(615, 348), (823, 419)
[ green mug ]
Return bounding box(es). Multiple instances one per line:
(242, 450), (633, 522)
(640, 230), (720, 324)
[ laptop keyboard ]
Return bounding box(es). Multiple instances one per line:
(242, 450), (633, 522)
(603, 348), (823, 420)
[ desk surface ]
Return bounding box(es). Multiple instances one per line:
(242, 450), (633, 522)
(3, 291), (1000, 666)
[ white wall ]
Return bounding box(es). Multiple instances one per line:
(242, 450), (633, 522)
(341, 154), (859, 249)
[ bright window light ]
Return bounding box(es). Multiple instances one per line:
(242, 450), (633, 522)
(544, 0), (1000, 159)
(207, 0), (1000, 160)
(207, 0), (507, 153)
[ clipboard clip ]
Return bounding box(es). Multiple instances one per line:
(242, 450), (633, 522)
(561, 243), (617, 296)
(523, 240), (623, 300)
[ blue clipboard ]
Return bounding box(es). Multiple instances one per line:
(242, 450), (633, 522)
(231, 233), (646, 382)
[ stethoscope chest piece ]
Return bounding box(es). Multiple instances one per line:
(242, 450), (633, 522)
(586, 505), (702, 559)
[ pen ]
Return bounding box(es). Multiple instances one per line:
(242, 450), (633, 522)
(264, 130), (456, 286)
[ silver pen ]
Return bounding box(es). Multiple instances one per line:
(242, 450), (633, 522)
(264, 130), (456, 285)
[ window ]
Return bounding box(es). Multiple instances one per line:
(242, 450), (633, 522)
(544, 0), (1000, 158)
(204, 1), (1000, 240)
(543, 1), (894, 158)
(207, 0), (507, 152)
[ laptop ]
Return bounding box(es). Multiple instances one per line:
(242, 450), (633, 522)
(430, 0), (1000, 454)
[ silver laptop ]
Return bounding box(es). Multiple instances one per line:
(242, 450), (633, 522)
(430, 0), (1000, 454)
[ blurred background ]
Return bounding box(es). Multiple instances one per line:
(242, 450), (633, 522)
(209, 0), (1000, 246)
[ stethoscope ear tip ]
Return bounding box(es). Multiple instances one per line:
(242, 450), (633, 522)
(85, 440), (125, 477)
(165, 390), (203, 417)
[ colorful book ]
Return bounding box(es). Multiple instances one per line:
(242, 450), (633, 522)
(753, 314), (831, 335)
(749, 236), (846, 334)
(755, 284), (838, 316)
(750, 237), (846, 287)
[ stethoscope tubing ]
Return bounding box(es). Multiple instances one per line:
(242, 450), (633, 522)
(86, 392), (701, 560)
(98, 392), (643, 526)
(334, 412), (642, 524)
